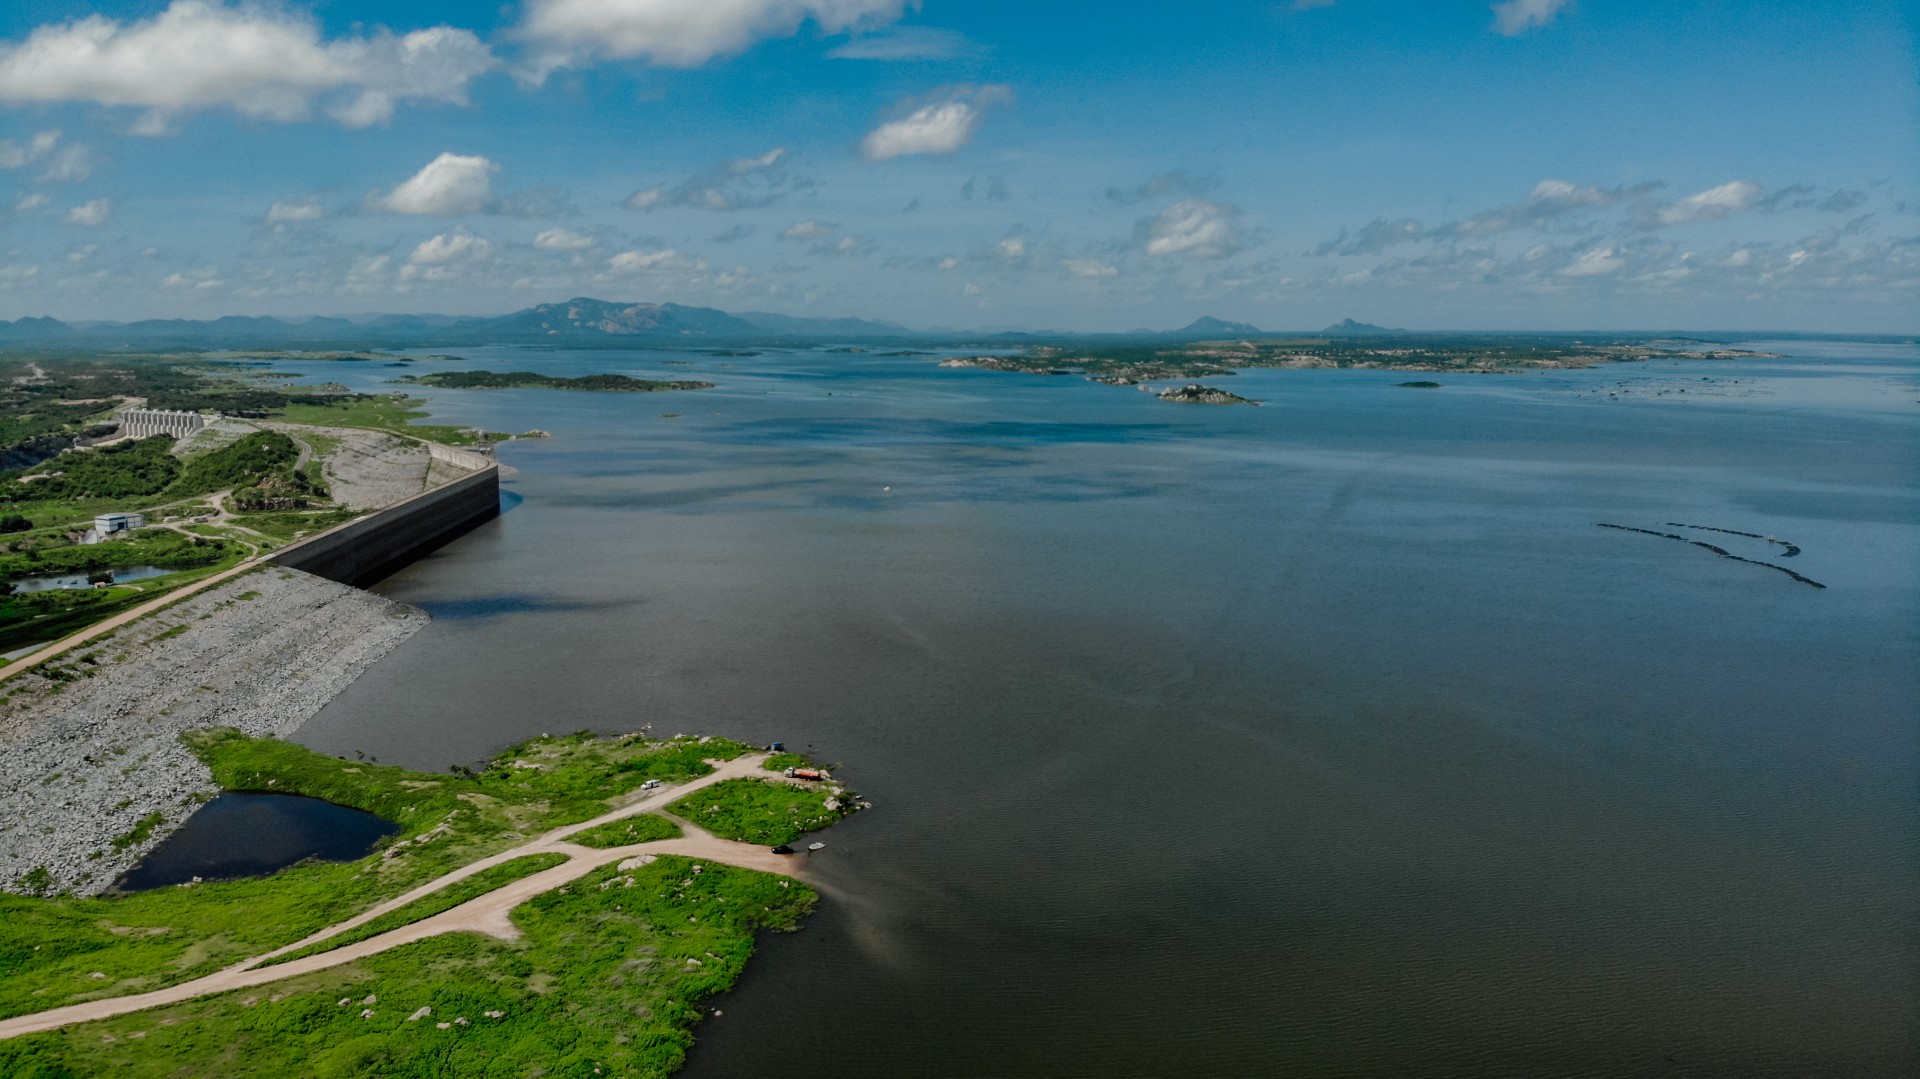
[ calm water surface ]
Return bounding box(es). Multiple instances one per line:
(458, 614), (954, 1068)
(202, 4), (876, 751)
(291, 340), (1919, 1076)
(116, 792), (397, 891)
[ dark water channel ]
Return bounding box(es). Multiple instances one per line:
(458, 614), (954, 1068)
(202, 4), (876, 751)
(9, 564), (170, 593)
(115, 793), (397, 892)
(288, 340), (1919, 1077)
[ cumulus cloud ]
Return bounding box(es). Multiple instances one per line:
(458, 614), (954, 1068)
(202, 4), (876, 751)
(1063, 258), (1117, 278)
(518, 0), (909, 73)
(1651, 181), (1762, 227)
(1143, 199), (1243, 259)
(14, 193), (50, 211)
(781, 220), (834, 240)
(376, 153), (499, 216)
(860, 84), (1013, 161)
(265, 198), (324, 224)
(609, 248), (679, 272)
(0, 1), (494, 131)
(408, 231), (493, 265)
(1491, 0), (1573, 36)
(994, 229), (1027, 261)
(63, 198), (112, 226)
(623, 186), (664, 211)
(533, 227), (596, 251)
(1560, 245), (1625, 276)
(0, 129), (92, 181)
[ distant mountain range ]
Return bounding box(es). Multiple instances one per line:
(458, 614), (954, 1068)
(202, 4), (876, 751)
(1176, 316), (1264, 337)
(0, 298), (918, 348)
(0, 300), (1419, 348)
(1322, 318), (1405, 335)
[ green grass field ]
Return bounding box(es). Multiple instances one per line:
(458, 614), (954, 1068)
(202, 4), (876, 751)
(273, 396), (478, 446)
(260, 853), (571, 967)
(0, 730), (841, 1077)
(566, 814), (683, 850)
(0, 856), (815, 1078)
(668, 778), (849, 846)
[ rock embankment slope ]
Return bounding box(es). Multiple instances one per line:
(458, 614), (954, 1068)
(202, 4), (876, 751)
(0, 569), (428, 896)
(264, 423), (432, 510)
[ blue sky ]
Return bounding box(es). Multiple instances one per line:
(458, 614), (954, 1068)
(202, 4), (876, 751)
(0, 0), (1912, 331)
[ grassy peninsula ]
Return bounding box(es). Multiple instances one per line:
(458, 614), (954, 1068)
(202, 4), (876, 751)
(399, 371), (714, 392)
(0, 729), (856, 1077)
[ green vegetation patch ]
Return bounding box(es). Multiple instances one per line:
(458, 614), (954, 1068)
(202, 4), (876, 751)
(0, 729), (752, 1021)
(0, 856), (816, 1079)
(668, 778), (848, 846)
(272, 394), (477, 445)
(567, 814), (682, 850)
(261, 853), (570, 967)
(2, 437), (180, 504)
(401, 370), (714, 392)
(0, 548), (244, 654)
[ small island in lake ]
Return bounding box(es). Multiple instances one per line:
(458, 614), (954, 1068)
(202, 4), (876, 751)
(1397, 380), (1443, 388)
(1157, 384), (1257, 405)
(399, 371), (714, 392)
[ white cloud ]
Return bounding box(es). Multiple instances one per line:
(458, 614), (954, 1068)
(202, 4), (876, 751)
(1654, 181), (1762, 226)
(533, 227), (596, 251)
(0, 129), (59, 169)
(994, 230), (1026, 260)
(14, 193), (50, 211)
(860, 84), (1013, 161)
(1491, 0), (1573, 36)
(265, 198), (324, 224)
(409, 231), (493, 265)
(1560, 246), (1625, 277)
(161, 267), (221, 290)
(781, 220), (834, 240)
(1144, 199), (1243, 260)
(63, 198), (112, 226)
(936, 256), (959, 270)
(517, 0), (909, 73)
(609, 248), (678, 272)
(0, 129), (91, 181)
(0, 2), (494, 130)
(626, 148), (804, 212)
(1063, 258), (1117, 278)
(376, 153), (498, 216)
(827, 26), (974, 60)
(961, 282), (982, 296)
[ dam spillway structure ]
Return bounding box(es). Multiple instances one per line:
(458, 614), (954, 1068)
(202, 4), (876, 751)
(118, 408), (212, 440)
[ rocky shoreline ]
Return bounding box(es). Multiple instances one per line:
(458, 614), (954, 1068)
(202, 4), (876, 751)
(0, 569), (428, 896)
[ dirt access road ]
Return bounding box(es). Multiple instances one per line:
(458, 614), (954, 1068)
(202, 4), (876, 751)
(0, 753), (808, 1040)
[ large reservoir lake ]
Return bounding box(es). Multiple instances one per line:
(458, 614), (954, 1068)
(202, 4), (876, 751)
(289, 340), (1917, 1076)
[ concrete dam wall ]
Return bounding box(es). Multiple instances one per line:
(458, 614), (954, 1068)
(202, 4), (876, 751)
(266, 462), (500, 586)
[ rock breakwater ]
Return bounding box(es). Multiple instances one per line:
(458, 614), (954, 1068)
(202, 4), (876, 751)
(0, 569), (428, 896)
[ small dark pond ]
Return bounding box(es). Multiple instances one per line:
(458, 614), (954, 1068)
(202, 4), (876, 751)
(9, 565), (172, 593)
(115, 792), (398, 892)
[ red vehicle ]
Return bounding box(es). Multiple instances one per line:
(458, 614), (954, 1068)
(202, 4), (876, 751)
(785, 767), (825, 781)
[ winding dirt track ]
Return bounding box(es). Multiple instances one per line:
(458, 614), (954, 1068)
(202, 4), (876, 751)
(0, 754), (806, 1040)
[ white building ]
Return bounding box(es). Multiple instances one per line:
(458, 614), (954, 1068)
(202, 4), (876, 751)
(118, 408), (210, 439)
(93, 512), (144, 535)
